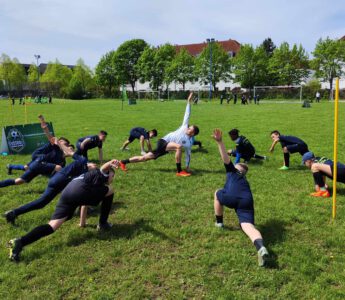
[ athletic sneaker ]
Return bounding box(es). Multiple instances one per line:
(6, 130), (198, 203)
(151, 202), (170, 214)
(215, 222), (224, 228)
(257, 246), (269, 267)
(310, 190), (330, 198)
(176, 170), (191, 177)
(8, 238), (22, 262)
(141, 151), (147, 156)
(97, 222), (113, 231)
(279, 166), (289, 170)
(119, 162), (127, 171)
(4, 210), (16, 225)
(263, 156), (268, 161)
(6, 164), (12, 175)
(120, 147), (130, 151)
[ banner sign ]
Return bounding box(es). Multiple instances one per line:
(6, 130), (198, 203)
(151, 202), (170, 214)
(1, 123), (54, 155)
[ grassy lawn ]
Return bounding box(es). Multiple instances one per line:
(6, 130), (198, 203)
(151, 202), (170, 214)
(0, 98), (345, 299)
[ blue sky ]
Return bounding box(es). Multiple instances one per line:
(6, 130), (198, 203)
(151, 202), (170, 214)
(1, 0), (344, 69)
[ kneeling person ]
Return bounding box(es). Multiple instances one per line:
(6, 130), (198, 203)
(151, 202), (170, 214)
(302, 152), (345, 197)
(8, 160), (119, 261)
(212, 128), (268, 267)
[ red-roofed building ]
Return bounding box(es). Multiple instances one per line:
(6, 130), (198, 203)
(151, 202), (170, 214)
(175, 39), (241, 57)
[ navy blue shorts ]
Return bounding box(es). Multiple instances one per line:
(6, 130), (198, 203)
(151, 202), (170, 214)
(286, 144), (308, 155)
(21, 161), (56, 182)
(152, 139), (168, 159)
(330, 165), (345, 184)
(128, 129), (142, 142)
(216, 189), (255, 224)
(75, 142), (88, 158)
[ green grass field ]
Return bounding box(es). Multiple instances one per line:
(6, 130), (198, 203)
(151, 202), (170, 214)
(0, 99), (345, 299)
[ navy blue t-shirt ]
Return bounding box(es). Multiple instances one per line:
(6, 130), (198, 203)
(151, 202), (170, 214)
(59, 154), (88, 178)
(130, 127), (149, 140)
(279, 135), (306, 147)
(38, 144), (65, 166)
(78, 135), (102, 150)
(235, 135), (255, 155)
(223, 162), (253, 206)
(32, 142), (54, 160)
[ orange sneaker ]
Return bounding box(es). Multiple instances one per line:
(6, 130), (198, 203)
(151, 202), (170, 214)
(310, 190), (330, 198)
(176, 170), (191, 177)
(119, 161), (127, 171)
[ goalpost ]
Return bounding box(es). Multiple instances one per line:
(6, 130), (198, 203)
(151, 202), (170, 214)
(137, 90), (162, 101)
(253, 85), (303, 102)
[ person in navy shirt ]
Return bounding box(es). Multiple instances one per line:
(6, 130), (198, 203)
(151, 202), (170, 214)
(212, 128), (269, 267)
(121, 127), (157, 155)
(269, 130), (309, 170)
(7, 159), (119, 262)
(4, 150), (98, 224)
(302, 152), (345, 198)
(76, 131), (107, 162)
(227, 129), (266, 163)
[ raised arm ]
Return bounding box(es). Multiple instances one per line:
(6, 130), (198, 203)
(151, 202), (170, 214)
(100, 159), (119, 174)
(212, 129), (231, 165)
(38, 115), (55, 144)
(181, 92), (193, 127)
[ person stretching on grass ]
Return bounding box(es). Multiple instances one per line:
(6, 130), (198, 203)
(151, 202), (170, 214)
(76, 130), (107, 163)
(269, 130), (309, 170)
(227, 129), (266, 163)
(120, 127), (158, 155)
(3, 147), (97, 225)
(119, 92), (199, 177)
(7, 159), (119, 262)
(302, 152), (345, 198)
(0, 116), (72, 189)
(212, 128), (269, 267)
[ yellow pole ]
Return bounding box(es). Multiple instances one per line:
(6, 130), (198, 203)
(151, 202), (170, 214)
(9, 97), (14, 125)
(332, 78), (339, 219)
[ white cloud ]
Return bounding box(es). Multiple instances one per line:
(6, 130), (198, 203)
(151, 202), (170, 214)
(0, 0), (344, 68)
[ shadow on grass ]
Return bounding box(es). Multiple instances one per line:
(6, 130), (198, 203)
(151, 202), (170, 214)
(329, 187), (345, 196)
(258, 218), (287, 269)
(191, 147), (209, 154)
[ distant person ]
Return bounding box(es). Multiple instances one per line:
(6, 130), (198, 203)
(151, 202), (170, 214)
(269, 130), (309, 170)
(121, 127), (158, 155)
(254, 95), (257, 104)
(256, 94), (260, 105)
(19, 97), (23, 105)
(302, 152), (345, 198)
(49, 95), (52, 104)
(11, 96), (15, 105)
(211, 128), (269, 267)
(226, 94), (231, 104)
(220, 94), (224, 105)
(76, 131), (108, 162)
(233, 93), (238, 104)
(193, 95), (199, 104)
(241, 95), (248, 105)
(316, 91), (321, 103)
(227, 129), (266, 163)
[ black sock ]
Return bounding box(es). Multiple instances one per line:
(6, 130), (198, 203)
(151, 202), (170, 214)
(176, 163), (182, 173)
(20, 224), (54, 247)
(254, 238), (264, 251)
(99, 194), (114, 224)
(0, 179), (15, 188)
(215, 215), (223, 224)
(283, 153), (290, 167)
(313, 172), (325, 188)
(253, 154), (265, 160)
(121, 159), (130, 164)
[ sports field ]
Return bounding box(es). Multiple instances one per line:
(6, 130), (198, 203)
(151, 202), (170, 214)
(0, 99), (345, 299)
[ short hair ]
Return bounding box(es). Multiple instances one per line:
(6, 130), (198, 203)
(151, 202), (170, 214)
(58, 137), (70, 145)
(270, 130), (280, 136)
(150, 129), (158, 137)
(192, 125), (199, 136)
(69, 144), (75, 150)
(237, 163), (248, 174)
(99, 130), (108, 136)
(229, 128), (239, 136)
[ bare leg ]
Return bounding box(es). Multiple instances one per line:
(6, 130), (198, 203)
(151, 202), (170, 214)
(214, 190), (224, 216)
(48, 217), (67, 231)
(240, 223), (263, 243)
(129, 152), (155, 163)
(121, 140), (131, 150)
(15, 178), (25, 185)
(79, 206), (88, 227)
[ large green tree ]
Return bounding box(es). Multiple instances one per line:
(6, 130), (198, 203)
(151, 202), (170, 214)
(138, 43), (176, 90)
(195, 42), (232, 92)
(40, 60), (72, 97)
(0, 54), (27, 92)
(68, 59), (94, 99)
(95, 51), (118, 97)
(233, 44), (269, 93)
(311, 37), (345, 98)
(114, 39), (147, 93)
(268, 42), (309, 86)
(165, 47), (195, 91)
(28, 64), (39, 83)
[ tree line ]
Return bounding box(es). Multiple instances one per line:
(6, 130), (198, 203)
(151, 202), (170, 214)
(1, 37), (345, 99)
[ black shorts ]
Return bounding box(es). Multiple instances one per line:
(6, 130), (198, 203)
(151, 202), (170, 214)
(216, 189), (255, 224)
(21, 161), (56, 182)
(152, 139), (169, 159)
(330, 165), (345, 184)
(51, 179), (109, 220)
(286, 144), (308, 155)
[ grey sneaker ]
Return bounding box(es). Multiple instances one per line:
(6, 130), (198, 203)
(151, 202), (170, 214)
(258, 246), (269, 267)
(215, 222), (224, 228)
